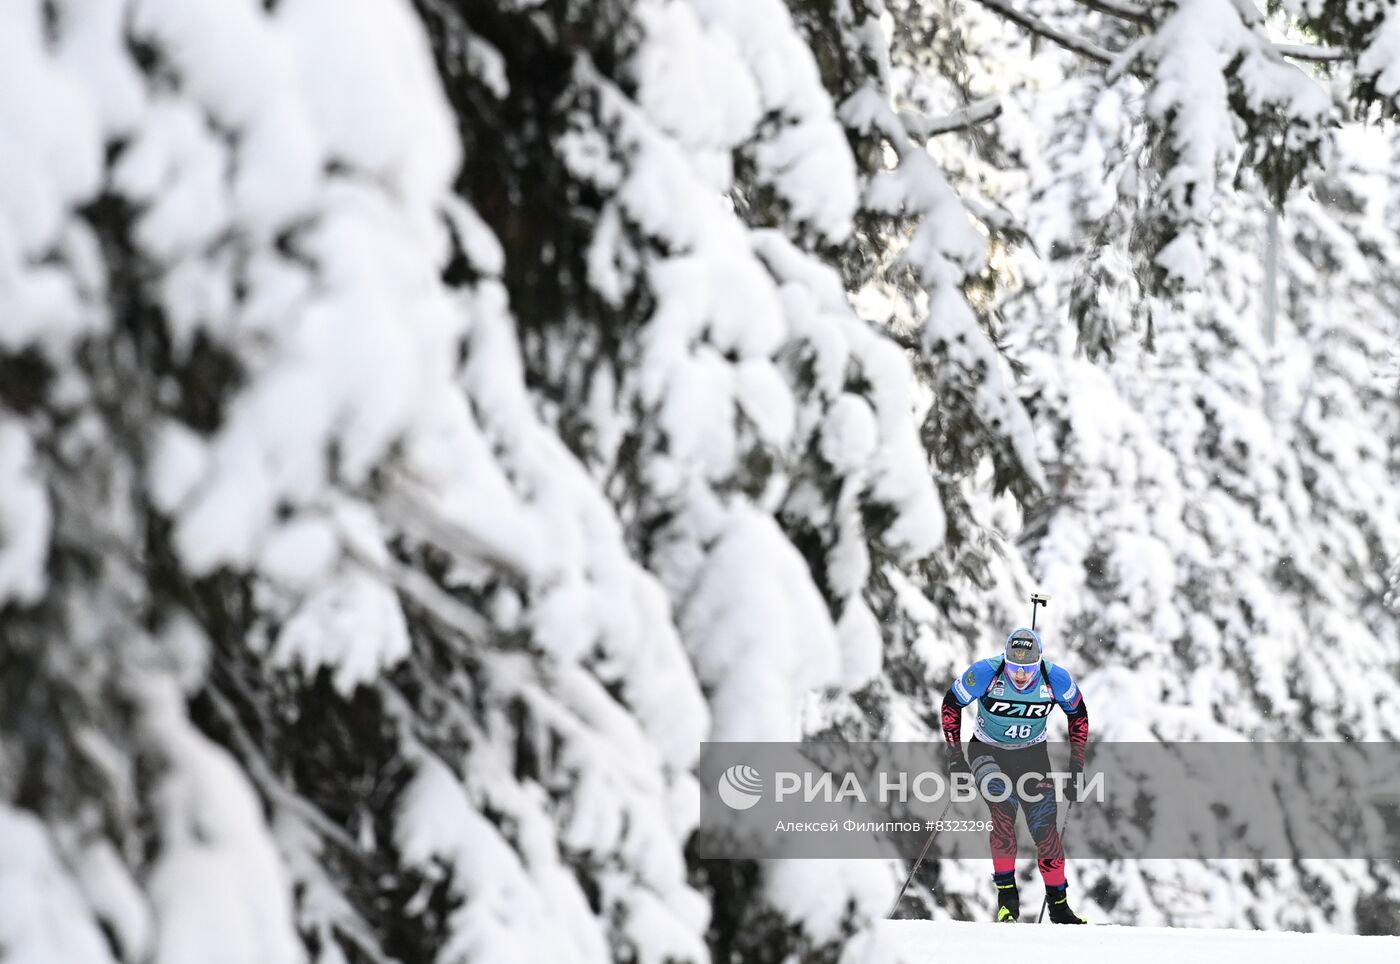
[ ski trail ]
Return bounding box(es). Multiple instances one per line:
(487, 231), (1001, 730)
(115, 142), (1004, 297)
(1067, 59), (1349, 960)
(867, 920), (1400, 963)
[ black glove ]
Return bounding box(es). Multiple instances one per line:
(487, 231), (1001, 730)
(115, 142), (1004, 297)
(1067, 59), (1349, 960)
(946, 746), (971, 779)
(1064, 765), (1083, 803)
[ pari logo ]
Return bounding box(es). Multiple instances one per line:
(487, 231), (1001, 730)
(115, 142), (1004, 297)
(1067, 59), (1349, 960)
(718, 765), (765, 810)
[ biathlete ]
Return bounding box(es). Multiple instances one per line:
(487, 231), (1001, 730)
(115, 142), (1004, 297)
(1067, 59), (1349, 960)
(941, 627), (1090, 923)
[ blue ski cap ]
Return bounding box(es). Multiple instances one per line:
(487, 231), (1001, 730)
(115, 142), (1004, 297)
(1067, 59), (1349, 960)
(1004, 628), (1042, 667)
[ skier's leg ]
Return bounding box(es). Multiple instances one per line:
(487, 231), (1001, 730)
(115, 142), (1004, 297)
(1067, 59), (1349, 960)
(969, 742), (1019, 869)
(1023, 780), (1065, 887)
(1017, 748), (1086, 923)
(988, 800), (1018, 874)
(969, 742), (1020, 920)
(1018, 746), (1066, 887)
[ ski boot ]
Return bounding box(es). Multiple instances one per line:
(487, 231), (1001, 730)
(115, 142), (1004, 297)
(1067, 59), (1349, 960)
(1045, 884), (1087, 924)
(993, 871), (1019, 922)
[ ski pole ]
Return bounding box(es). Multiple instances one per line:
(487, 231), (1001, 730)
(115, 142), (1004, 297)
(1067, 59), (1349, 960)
(1035, 798), (1077, 923)
(886, 796), (955, 919)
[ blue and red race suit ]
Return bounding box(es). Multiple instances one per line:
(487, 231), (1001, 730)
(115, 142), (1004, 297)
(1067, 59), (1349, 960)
(941, 656), (1090, 886)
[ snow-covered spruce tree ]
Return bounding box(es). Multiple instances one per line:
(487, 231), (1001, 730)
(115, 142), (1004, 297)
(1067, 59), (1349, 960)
(2, 1), (707, 960)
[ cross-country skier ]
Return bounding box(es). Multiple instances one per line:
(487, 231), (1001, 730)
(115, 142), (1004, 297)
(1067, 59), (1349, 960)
(941, 627), (1090, 923)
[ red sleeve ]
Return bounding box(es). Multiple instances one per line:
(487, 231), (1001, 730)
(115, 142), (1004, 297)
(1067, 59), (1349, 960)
(941, 690), (963, 748)
(1066, 697), (1089, 770)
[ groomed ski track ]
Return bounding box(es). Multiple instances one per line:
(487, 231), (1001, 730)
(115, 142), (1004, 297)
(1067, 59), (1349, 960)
(872, 920), (1400, 963)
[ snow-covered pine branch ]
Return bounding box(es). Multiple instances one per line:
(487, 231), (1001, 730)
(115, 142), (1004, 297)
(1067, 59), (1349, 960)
(973, 0), (1116, 64)
(1275, 42), (1351, 62)
(1076, 0), (1151, 23)
(900, 97), (1004, 138)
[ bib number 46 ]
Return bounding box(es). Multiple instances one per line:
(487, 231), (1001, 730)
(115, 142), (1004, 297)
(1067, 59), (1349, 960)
(1006, 724), (1034, 739)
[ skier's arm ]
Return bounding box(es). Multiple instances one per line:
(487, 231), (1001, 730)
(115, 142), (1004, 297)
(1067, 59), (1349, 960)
(941, 689), (965, 750)
(940, 661), (990, 762)
(1065, 697), (1089, 771)
(939, 689), (972, 776)
(1049, 665), (1089, 771)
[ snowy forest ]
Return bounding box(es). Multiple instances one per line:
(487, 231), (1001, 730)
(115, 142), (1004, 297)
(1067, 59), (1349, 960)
(3, 0), (1400, 960)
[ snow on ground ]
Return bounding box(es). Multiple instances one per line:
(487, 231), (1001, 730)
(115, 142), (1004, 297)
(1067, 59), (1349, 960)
(860, 920), (1400, 964)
